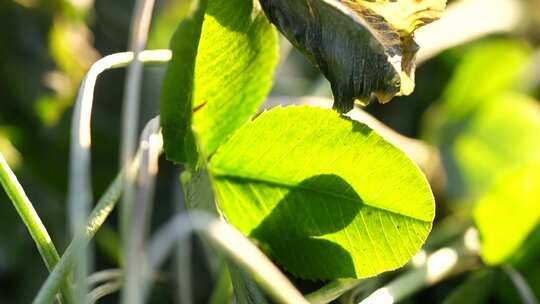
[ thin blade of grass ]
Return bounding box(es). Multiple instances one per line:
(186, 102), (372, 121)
(0, 153), (75, 304)
(33, 174), (123, 304)
(34, 118), (163, 304)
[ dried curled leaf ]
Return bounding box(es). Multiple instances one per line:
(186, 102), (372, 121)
(259, 0), (446, 112)
(355, 0), (446, 34)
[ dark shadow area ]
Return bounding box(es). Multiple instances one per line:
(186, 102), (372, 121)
(251, 174), (361, 279)
(509, 222), (540, 269)
(347, 117), (375, 137)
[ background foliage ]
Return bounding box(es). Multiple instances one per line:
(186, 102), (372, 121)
(1, 0), (540, 303)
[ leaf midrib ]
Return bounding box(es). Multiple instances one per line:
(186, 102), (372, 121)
(210, 166), (430, 223)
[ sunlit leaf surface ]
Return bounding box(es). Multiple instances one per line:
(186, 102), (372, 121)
(209, 106), (434, 279)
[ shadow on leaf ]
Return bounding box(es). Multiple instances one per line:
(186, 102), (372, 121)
(251, 174), (361, 279)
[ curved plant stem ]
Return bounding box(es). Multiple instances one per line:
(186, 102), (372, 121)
(69, 50), (171, 201)
(143, 211), (309, 304)
(88, 280), (123, 304)
(67, 48), (170, 303)
(306, 279), (362, 304)
(87, 269), (123, 287)
(0, 153), (75, 304)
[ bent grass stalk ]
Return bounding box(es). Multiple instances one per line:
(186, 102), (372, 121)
(143, 211), (309, 304)
(0, 153), (75, 304)
(35, 165), (309, 304)
(88, 280), (123, 304)
(68, 48), (170, 303)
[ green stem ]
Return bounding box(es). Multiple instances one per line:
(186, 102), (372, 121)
(33, 174), (123, 304)
(0, 153), (75, 304)
(305, 279), (362, 304)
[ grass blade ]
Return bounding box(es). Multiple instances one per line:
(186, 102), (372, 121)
(0, 153), (74, 303)
(33, 174), (123, 304)
(68, 48), (170, 303)
(34, 118), (163, 304)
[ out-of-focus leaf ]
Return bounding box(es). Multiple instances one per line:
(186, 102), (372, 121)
(49, 18), (98, 81)
(258, 0), (445, 112)
(422, 40), (538, 199)
(160, 0), (278, 164)
(474, 163), (540, 265)
(443, 269), (496, 304)
(440, 40), (530, 118)
(447, 93), (540, 198)
(209, 106), (434, 280)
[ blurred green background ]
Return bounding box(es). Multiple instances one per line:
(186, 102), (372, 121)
(1, 0), (540, 303)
